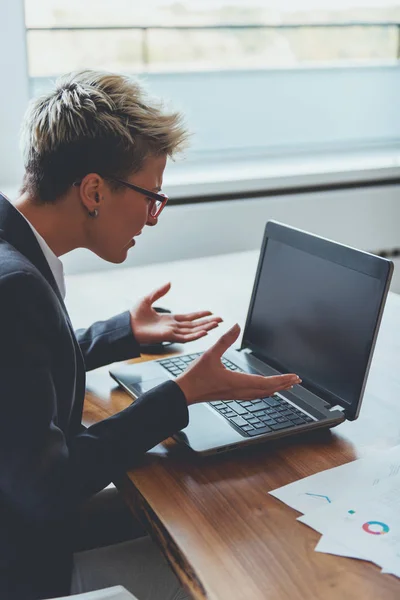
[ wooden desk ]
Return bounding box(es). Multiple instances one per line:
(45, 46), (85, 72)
(67, 251), (400, 600)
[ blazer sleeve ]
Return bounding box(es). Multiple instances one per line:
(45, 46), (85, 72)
(75, 311), (141, 371)
(0, 272), (189, 524)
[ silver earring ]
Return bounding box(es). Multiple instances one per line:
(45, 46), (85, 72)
(88, 209), (98, 218)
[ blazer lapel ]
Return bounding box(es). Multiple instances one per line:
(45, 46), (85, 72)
(0, 193), (73, 314)
(0, 193), (84, 360)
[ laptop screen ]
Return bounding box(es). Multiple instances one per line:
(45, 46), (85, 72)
(243, 223), (391, 417)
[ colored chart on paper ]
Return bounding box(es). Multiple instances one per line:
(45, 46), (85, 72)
(362, 521), (390, 535)
(304, 492), (332, 504)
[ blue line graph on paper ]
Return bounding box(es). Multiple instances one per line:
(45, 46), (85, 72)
(304, 493), (332, 503)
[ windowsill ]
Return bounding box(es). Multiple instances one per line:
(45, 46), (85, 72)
(2, 143), (400, 203)
(163, 142), (400, 199)
(31, 60), (400, 82)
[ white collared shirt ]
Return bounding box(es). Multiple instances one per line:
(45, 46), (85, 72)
(17, 209), (66, 300)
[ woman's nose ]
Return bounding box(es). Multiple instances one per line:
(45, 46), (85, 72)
(146, 214), (158, 227)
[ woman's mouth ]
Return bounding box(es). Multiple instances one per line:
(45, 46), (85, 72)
(126, 231), (142, 248)
(124, 238), (136, 249)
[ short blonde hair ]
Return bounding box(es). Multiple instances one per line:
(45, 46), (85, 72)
(21, 70), (188, 202)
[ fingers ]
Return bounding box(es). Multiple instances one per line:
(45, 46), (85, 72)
(262, 374), (301, 389)
(207, 323), (241, 358)
(172, 331), (209, 343)
(244, 373), (301, 393)
(213, 370), (301, 397)
(147, 282), (171, 305)
(174, 310), (213, 322)
(171, 321), (221, 343)
(176, 322), (220, 335)
(176, 316), (223, 328)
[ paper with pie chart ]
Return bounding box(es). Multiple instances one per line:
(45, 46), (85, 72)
(298, 492), (400, 572)
(269, 445), (400, 577)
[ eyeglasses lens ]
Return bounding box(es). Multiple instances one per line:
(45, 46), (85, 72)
(150, 200), (161, 217)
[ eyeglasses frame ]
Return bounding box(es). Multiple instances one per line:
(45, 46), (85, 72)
(73, 176), (168, 218)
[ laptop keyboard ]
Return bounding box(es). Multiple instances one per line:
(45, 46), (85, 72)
(158, 353), (315, 438)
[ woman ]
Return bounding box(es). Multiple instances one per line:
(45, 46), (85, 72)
(0, 70), (300, 600)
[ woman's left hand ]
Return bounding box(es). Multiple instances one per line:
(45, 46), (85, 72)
(129, 282), (223, 345)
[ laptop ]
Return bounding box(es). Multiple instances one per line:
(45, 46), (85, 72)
(110, 221), (393, 456)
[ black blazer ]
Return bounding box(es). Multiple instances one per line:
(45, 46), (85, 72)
(0, 194), (189, 600)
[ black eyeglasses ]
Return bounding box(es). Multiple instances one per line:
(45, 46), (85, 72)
(107, 177), (168, 219)
(73, 177), (168, 218)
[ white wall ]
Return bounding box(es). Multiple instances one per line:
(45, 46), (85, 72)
(61, 184), (400, 274)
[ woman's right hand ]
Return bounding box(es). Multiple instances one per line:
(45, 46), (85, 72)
(176, 323), (301, 406)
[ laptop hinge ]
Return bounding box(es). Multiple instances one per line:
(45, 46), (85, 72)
(329, 404), (345, 412)
(238, 350), (347, 415)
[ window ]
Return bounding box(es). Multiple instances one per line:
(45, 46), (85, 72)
(25, 0), (400, 81)
(17, 1), (400, 187)
(1, 0), (399, 273)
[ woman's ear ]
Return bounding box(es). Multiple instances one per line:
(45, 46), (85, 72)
(78, 174), (104, 214)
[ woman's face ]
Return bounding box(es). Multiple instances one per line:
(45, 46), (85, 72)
(84, 154), (167, 263)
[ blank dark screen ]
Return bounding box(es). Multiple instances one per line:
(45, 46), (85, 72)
(245, 239), (382, 407)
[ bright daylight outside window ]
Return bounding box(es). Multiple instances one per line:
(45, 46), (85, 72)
(25, 0), (400, 85)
